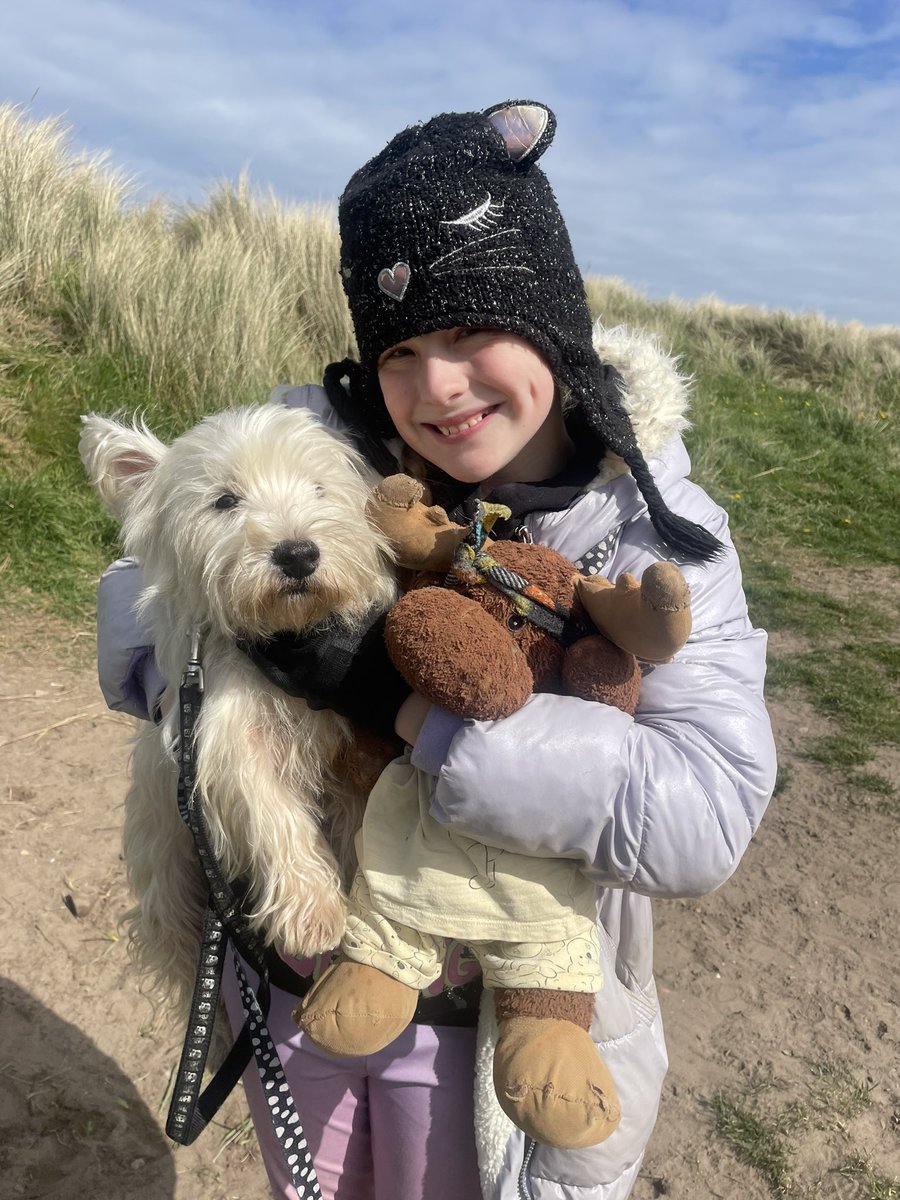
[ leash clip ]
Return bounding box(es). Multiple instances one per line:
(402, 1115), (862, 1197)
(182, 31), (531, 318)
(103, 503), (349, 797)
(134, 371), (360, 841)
(182, 625), (205, 694)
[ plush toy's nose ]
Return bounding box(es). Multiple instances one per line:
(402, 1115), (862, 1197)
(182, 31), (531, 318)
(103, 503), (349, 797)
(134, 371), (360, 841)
(272, 539), (320, 580)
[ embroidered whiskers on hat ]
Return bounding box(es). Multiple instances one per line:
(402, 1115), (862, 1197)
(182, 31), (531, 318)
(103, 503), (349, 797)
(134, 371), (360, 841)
(325, 100), (723, 562)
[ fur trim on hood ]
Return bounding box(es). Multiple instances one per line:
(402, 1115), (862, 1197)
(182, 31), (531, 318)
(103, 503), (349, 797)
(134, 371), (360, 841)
(587, 322), (693, 490)
(593, 322), (692, 464)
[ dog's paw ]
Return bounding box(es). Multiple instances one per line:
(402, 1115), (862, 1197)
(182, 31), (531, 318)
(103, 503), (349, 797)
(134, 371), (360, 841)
(275, 887), (348, 957)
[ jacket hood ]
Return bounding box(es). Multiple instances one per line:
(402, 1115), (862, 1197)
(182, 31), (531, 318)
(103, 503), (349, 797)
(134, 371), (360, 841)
(588, 321), (692, 484)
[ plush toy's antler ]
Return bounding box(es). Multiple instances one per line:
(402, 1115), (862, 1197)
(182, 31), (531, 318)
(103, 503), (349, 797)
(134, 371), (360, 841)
(366, 475), (471, 570)
(577, 565), (691, 664)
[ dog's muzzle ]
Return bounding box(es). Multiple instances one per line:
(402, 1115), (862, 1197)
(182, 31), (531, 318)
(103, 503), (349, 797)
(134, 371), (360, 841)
(272, 539), (320, 587)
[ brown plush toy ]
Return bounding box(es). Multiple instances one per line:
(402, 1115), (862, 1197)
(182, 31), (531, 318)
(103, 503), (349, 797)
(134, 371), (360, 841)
(298, 475), (691, 1151)
(373, 473), (691, 714)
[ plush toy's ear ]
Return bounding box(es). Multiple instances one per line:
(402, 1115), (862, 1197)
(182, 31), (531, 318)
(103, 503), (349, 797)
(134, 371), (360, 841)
(484, 101), (555, 164)
(79, 414), (167, 518)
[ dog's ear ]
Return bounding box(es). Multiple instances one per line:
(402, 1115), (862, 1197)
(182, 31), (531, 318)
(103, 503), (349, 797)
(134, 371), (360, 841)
(79, 415), (167, 518)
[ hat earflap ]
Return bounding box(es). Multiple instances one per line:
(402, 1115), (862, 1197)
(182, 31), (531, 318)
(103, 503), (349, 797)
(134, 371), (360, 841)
(572, 357), (724, 562)
(323, 358), (400, 478)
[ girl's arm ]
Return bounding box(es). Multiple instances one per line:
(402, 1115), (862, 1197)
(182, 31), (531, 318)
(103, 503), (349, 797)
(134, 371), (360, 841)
(97, 557), (163, 719)
(410, 541), (776, 900)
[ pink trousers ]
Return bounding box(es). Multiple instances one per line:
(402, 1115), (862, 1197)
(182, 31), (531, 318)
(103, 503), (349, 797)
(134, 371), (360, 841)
(222, 961), (483, 1200)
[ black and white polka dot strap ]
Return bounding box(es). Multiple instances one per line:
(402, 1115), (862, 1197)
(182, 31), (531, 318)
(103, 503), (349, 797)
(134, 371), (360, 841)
(574, 522), (624, 577)
(234, 955), (322, 1200)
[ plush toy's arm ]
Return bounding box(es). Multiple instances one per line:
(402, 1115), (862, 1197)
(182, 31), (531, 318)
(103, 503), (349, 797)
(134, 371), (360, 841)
(384, 588), (534, 720)
(370, 474), (692, 665)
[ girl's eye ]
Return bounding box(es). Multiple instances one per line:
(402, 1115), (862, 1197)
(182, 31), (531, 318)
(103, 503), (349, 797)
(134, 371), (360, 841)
(379, 345), (413, 366)
(507, 613), (526, 631)
(213, 493), (241, 510)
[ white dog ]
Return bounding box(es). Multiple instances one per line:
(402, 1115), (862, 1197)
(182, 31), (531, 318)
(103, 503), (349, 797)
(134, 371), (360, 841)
(79, 403), (398, 1015)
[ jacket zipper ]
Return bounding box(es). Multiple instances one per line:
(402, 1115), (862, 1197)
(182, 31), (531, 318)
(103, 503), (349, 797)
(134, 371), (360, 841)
(517, 1137), (536, 1199)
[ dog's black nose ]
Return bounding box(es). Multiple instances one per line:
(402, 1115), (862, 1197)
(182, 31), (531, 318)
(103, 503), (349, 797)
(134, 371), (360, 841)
(272, 539), (320, 581)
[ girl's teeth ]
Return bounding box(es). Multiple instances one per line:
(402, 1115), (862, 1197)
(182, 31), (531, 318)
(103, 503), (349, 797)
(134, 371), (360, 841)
(438, 413), (485, 436)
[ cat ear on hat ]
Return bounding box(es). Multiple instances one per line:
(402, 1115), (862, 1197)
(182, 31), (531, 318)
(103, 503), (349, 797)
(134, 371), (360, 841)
(483, 101), (556, 165)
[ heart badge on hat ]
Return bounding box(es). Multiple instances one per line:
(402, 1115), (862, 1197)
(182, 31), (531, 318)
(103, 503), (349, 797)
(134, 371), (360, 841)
(377, 261), (411, 301)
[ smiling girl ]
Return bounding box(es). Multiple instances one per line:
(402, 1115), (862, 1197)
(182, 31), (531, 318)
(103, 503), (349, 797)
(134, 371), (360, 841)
(96, 101), (776, 1200)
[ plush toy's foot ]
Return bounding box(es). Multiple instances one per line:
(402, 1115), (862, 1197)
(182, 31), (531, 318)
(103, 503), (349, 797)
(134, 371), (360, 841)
(493, 1017), (621, 1149)
(577, 561), (691, 664)
(295, 960), (419, 1057)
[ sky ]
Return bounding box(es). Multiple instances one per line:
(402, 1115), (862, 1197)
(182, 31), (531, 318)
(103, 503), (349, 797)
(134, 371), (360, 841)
(4, 0), (898, 327)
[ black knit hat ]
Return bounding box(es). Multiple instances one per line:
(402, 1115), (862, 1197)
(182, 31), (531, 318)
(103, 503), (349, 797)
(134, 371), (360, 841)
(326, 101), (721, 561)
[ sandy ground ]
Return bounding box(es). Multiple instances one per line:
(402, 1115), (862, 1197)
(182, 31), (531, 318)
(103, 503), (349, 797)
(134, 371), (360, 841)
(2, 619), (898, 1200)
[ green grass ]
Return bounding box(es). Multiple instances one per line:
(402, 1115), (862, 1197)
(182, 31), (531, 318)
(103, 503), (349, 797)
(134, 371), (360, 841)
(765, 633), (899, 772)
(805, 1058), (873, 1130)
(706, 1089), (796, 1193)
(838, 1157), (900, 1200)
(848, 771), (897, 798)
(688, 373), (898, 568)
(735, 557), (898, 774)
(708, 1061), (880, 1195)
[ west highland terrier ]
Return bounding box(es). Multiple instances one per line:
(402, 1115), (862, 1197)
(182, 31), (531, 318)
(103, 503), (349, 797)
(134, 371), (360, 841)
(79, 403), (398, 1016)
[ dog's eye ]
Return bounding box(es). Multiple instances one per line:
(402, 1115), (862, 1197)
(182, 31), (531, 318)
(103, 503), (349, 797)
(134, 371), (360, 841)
(213, 493), (241, 511)
(314, 484), (326, 497)
(507, 613), (526, 631)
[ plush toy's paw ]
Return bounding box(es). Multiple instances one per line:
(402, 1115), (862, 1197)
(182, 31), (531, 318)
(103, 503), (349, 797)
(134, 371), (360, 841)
(562, 634), (641, 714)
(295, 960), (418, 1056)
(367, 474), (471, 570)
(577, 560), (691, 664)
(493, 1017), (621, 1149)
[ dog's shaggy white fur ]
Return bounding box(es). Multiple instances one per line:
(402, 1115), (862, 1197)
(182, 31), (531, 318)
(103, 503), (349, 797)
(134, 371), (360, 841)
(80, 403), (397, 1015)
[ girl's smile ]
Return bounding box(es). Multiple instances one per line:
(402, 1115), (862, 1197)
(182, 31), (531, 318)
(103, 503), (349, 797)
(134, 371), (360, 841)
(377, 328), (572, 487)
(429, 404), (499, 440)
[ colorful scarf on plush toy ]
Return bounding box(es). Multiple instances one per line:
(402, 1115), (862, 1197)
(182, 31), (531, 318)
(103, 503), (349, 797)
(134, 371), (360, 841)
(450, 501), (586, 647)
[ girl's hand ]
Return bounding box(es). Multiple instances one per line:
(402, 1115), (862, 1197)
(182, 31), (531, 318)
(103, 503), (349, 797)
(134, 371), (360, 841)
(395, 691), (432, 746)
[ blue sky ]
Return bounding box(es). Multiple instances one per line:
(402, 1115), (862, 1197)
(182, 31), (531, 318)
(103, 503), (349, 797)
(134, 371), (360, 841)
(5, 0), (898, 326)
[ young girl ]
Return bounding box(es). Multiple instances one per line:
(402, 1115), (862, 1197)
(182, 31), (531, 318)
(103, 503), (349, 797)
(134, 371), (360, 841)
(97, 101), (776, 1200)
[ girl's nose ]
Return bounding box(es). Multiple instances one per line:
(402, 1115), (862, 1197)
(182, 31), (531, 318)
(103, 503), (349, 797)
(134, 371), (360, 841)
(419, 352), (467, 406)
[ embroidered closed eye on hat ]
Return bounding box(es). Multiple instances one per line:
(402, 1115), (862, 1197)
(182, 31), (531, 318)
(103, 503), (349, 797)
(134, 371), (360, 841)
(325, 100), (721, 561)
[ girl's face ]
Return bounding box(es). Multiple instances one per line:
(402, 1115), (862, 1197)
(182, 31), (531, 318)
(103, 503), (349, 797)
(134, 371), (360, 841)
(377, 328), (571, 488)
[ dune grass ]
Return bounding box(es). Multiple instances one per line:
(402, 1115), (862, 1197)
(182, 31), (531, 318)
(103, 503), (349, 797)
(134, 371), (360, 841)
(1, 104), (898, 775)
(706, 1060), (897, 1198)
